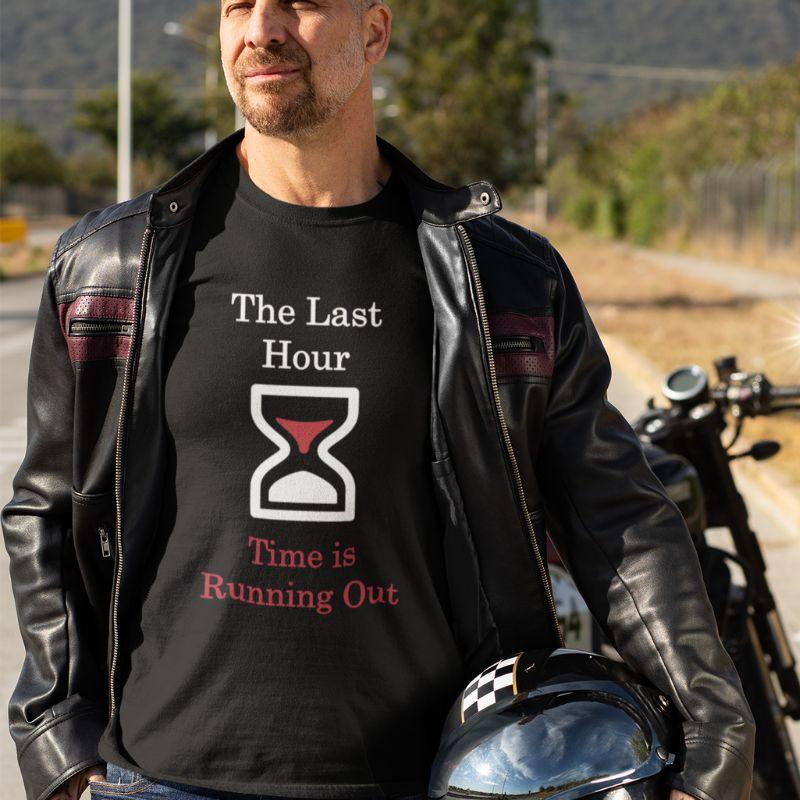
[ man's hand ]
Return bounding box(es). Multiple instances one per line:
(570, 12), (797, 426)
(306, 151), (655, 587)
(46, 765), (106, 799)
(670, 791), (700, 800)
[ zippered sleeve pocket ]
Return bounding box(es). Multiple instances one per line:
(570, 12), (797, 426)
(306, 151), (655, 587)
(68, 317), (133, 337)
(493, 334), (546, 354)
(57, 294), (135, 362)
(488, 311), (555, 380)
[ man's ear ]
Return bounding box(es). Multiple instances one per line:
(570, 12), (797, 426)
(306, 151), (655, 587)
(364, 1), (390, 65)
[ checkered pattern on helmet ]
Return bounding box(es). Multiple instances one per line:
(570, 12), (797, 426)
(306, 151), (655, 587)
(460, 652), (522, 723)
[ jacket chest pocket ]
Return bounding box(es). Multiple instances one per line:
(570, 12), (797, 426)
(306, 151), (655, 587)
(70, 488), (115, 630)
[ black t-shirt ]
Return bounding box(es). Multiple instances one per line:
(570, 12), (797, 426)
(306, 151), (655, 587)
(98, 146), (465, 798)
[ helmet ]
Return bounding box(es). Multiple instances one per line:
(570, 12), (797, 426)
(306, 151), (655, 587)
(427, 648), (682, 799)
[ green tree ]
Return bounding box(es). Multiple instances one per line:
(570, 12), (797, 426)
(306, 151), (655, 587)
(0, 121), (65, 186)
(383, 0), (548, 189)
(73, 69), (209, 176)
(62, 151), (116, 194)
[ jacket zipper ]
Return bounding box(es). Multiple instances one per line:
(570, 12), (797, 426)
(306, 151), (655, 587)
(68, 318), (134, 336)
(456, 223), (564, 647)
(108, 224), (154, 719)
(493, 334), (544, 353)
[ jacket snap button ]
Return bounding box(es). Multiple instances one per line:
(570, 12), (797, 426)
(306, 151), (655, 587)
(479, 191), (491, 205)
(169, 201), (179, 212)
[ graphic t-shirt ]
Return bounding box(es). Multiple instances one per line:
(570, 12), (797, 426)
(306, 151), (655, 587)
(98, 146), (465, 798)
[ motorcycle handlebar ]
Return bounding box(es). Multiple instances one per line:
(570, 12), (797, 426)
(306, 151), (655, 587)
(710, 379), (800, 416)
(771, 385), (800, 400)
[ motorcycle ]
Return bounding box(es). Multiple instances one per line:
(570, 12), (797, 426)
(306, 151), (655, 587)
(546, 354), (800, 798)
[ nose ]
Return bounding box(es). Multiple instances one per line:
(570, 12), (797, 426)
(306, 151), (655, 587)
(243, 4), (287, 49)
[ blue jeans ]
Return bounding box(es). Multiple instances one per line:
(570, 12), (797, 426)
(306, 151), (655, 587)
(88, 762), (427, 800)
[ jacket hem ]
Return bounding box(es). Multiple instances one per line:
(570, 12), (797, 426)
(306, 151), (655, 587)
(18, 706), (107, 800)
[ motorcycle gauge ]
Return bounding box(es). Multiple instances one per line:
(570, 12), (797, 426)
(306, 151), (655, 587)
(662, 364), (709, 407)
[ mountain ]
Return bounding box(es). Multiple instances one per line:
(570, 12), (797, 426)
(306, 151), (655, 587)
(1, 0), (799, 157)
(539, 0), (800, 126)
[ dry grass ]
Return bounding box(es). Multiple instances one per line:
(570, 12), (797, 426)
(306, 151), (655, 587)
(510, 215), (800, 486)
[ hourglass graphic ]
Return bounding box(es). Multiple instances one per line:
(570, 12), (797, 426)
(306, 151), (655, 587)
(250, 384), (359, 521)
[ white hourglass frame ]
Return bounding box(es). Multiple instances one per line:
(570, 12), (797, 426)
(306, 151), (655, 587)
(250, 384), (359, 522)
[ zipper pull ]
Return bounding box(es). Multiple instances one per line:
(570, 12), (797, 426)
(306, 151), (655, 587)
(98, 525), (112, 558)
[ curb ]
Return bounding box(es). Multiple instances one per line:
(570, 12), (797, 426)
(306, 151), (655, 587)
(601, 331), (800, 541)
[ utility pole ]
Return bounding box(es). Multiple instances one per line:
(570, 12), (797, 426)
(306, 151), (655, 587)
(533, 56), (550, 227)
(164, 22), (220, 149)
(117, 0), (132, 203)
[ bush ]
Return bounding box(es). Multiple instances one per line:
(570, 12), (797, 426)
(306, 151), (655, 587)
(0, 121), (64, 187)
(625, 143), (667, 245)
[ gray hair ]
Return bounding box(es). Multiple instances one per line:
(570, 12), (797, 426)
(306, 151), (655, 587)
(350, 0), (384, 14)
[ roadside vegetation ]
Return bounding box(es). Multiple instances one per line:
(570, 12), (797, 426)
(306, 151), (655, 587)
(547, 58), (800, 266)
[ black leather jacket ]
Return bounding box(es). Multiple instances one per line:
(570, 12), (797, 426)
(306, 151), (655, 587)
(2, 127), (755, 800)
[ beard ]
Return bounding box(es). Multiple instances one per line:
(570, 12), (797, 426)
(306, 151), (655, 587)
(232, 42), (363, 141)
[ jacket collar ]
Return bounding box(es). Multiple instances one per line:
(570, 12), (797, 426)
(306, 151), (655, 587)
(147, 126), (502, 229)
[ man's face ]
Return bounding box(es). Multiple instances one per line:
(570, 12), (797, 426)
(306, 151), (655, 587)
(220, 0), (374, 140)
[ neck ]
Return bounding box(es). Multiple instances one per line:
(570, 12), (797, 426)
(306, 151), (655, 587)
(235, 111), (392, 208)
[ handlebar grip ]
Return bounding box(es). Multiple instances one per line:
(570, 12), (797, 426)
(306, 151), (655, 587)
(771, 385), (800, 400)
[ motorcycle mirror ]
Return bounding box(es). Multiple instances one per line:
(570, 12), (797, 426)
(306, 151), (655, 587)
(750, 440), (781, 460)
(730, 440), (781, 462)
(714, 355), (738, 382)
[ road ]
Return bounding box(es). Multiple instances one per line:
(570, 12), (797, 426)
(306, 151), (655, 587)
(0, 273), (798, 795)
(617, 242), (800, 301)
(0, 276), (40, 799)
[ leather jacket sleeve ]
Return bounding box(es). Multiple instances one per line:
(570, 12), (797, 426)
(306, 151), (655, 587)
(533, 239), (756, 800)
(1, 258), (107, 800)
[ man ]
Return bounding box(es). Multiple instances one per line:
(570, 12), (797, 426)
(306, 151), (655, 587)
(1, 1), (755, 799)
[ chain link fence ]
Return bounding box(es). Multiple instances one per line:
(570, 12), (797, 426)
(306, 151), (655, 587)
(680, 155), (800, 258)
